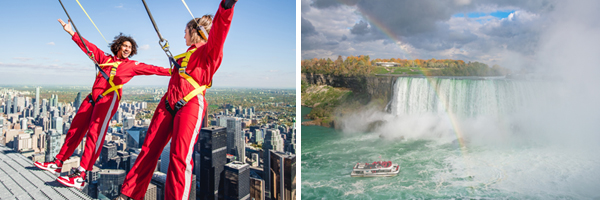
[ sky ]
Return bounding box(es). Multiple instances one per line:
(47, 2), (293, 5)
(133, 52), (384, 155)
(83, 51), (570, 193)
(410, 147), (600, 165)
(0, 0), (295, 88)
(301, 0), (600, 71)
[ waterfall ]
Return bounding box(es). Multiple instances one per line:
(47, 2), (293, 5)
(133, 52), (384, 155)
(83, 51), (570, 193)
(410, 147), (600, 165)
(389, 77), (546, 119)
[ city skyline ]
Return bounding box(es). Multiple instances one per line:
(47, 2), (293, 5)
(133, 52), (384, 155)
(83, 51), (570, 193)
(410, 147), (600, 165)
(0, 84), (296, 199)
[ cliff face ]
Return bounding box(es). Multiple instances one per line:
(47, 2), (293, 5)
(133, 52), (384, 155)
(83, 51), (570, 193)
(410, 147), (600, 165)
(301, 73), (397, 103)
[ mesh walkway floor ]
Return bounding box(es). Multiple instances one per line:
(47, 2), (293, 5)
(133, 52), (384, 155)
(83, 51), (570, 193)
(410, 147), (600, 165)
(0, 145), (92, 200)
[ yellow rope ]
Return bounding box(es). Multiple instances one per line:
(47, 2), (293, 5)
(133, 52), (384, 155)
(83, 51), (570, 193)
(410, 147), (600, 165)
(75, 0), (109, 44)
(181, 0), (207, 40)
(181, 0), (197, 20)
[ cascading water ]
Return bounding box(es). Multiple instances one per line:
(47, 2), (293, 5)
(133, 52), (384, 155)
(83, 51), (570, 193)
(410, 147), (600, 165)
(390, 77), (543, 118)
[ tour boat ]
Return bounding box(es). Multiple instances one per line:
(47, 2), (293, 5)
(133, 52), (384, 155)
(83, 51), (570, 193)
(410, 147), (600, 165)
(351, 161), (400, 177)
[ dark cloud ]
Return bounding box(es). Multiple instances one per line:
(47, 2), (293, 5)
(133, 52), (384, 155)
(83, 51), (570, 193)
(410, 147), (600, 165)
(311, 0), (360, 9)
(301, 17), (317, 36)
(404, 27), (479, 51)
(301, 0), (311, 13)
(302, 0), (564, 62)
(311, 0), (340, 9)
(355, 0), (461, 36)
(350, 20), (370, 35)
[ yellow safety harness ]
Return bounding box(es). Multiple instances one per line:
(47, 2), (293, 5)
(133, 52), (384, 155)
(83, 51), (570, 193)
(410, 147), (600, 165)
(92, 58), (123, 102)
(164, 48), (211, 115)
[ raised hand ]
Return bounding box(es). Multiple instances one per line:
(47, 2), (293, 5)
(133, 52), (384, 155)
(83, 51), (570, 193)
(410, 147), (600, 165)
(58, 19), (75, 36)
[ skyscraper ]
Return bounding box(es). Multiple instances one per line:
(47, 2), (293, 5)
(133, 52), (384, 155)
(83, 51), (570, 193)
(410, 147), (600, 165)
(150, 172), (195, 200)
(199, 126), (227, 200)
(255, 129), (264, 144)
(52, 116), (63, 134)
(101, 143), (118, 165)
(74, 92), (82, 111)
(34, 87), (40, 118)
(250, 177), (265, 200)
(49, 94), (55, 108)
(151, 172), (167, 200)
(126, 126), (148, 148)
(268, 151), (296, 200)
(262, 130), (288, 200)
(45, 129), (61, 162)
(20, 118), (27, 130)
(216, 115), (228, 127)
(263, 129), (283, 152)
(12, 96), (19, 113)
(41, 99), (48, 117)
(227, 117), (244, 162)
(6, 98), (12, 114)
(224, 161), (250, 200)
(160, 141), (171, 174)
(124, 117), (135, 130)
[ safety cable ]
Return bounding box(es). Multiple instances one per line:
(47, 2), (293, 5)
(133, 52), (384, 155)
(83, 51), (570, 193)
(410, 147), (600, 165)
(75, 0), (109, 44)
(57, 0), (110, 81)
(140, 0), (173, 59)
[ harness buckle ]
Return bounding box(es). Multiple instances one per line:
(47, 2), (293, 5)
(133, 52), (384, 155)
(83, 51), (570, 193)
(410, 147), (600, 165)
(175, 99), (187, 111)
(87, 94), (96, 107)
(96, 95), (103, 103)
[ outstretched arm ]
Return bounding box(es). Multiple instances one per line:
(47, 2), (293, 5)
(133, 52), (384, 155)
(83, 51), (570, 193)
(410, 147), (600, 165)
(59, 18), (110, 64)
(187, 0), (237, 71)
(132, 62), (171, 76)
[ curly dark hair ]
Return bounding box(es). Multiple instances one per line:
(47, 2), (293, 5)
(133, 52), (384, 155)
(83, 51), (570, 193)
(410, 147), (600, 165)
(109, 33), (137, 58)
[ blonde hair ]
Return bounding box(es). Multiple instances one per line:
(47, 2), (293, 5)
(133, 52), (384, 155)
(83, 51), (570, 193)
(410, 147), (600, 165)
(186, 14), (213, 43)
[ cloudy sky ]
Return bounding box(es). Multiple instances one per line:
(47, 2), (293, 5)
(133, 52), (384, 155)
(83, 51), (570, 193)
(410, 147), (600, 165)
(301, 0), (599, 70)
(0, 0), (295, 88)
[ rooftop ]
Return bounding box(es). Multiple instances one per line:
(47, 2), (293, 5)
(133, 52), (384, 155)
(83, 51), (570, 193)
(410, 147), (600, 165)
(225, 161), (250, 170)
(0, 145), (92, 199)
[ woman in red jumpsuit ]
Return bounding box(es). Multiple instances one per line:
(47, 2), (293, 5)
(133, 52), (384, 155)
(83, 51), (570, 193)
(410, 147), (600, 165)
(119, 0), (237, 199)
(34, 19), (170, 190)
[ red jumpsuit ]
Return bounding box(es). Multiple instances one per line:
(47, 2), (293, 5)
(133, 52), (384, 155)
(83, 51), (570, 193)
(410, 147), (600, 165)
(55, 33), (170, 171)
(121, 1), (235, 199)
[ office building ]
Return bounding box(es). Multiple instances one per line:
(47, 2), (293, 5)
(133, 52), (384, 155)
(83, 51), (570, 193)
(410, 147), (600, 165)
(125, 126), (148, 148)
(45, 129), (61, 162)
(13, 133), (32, 152)
(98, 169), (126, 199)
(250, 177), (265, 200)
(227, 117), (244, 162)
(74, 92), (82, 111)
(34, 87), (40, 118)
(160, 141), (171, 174)
(198, 126), (227, 200)
(268, 151), (296, 200)
(224, 161), (250, 200)
(150, 172), (195, 200)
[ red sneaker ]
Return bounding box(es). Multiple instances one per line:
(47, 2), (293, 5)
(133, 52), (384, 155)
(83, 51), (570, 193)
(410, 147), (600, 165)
(34, 160), (62, 174)
(57, 169), (86, 190)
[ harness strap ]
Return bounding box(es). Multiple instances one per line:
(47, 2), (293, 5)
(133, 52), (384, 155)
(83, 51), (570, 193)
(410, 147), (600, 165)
(164, 48), (211, 115)
(97, 58), (123, 99)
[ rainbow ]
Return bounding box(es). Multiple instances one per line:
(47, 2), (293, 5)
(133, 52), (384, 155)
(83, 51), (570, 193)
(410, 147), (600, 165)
(354, 5), (468, 149)
(350, 2), (474, 178)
